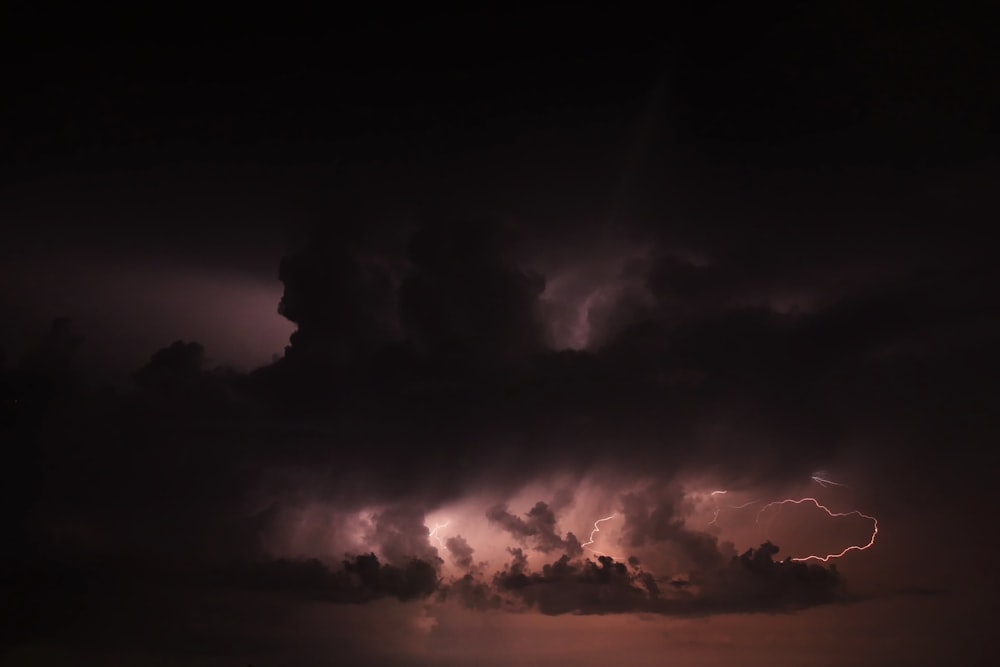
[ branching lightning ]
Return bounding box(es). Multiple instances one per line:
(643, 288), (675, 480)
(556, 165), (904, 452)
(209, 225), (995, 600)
(811, 474), (851, 489)
(429, 521), (450, 549)
(581, 514), (617, 559)
(755, 497), (878, 562)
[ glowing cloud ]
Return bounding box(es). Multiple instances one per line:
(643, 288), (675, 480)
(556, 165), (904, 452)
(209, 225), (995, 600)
(429, 521), (450, 549)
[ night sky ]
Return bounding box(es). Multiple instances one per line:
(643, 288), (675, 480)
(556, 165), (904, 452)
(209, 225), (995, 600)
(2, 4), (998, 666)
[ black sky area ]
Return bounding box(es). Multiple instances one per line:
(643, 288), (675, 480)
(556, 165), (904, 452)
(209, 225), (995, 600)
(2, 3), (999, 666)
(3, 5), (995, 275)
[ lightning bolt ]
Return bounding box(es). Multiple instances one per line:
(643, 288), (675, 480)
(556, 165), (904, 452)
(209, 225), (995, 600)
(581, 514), (617, 559)
(811, 474), (851, 489)
(708, 499), (759, 526)
(429, 521), (450, 549)
(755, 497), (878, 562)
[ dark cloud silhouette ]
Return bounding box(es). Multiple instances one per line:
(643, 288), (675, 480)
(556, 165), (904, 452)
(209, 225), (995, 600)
(278, 235), (399, 367)
(441, 573), (502, 611)
(134, 340), (205, 382)
(445, 535), (476, 570)
(705, 543), (845, 613)
(487, 543), (843, 617)
(399, 217), (546, 363)
(493, 552), (649, 615)
(620, 488), (730, 571)
(336, 553), (440, 603)
(17, 318), (86, 394)
(486, 501), (583, 556)
(129, 339), (245, 418)
(367, 505), (440, 567)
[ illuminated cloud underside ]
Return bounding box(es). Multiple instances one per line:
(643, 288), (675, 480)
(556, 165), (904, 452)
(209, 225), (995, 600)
(246, 472), (878, 619)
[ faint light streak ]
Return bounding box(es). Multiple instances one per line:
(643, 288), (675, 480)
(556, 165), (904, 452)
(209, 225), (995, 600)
(755, 497), (878, 562)
(731, 500), (759, 510)
(708, 499), (759, 526)
(811, 474), (851, 489)
(710, 490), (727, 496)
(581, 514), (618, 559)
(429, 521), (450, 549)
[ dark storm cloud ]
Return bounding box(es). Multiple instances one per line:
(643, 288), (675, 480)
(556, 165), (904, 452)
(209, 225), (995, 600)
(18, 317), (86, 379)
(620, 488), (729, 571)
(14, 191), (988, 577)
(274, 215), (548, 372)
(130, 339), (241, 410)
(486, 543), (843, 617)
(367, 505), (440, 567)
(220, 553), (440, 604)
(4, 3), (998, 664)
(398, 216), (547, 361)
(441, 573), (502, 610)
(493, 552), (651, 615)
(278, 232), (400, 367)
(444, 535), (476, 570)
(486, 501), (583, 556)
(11, 176), (996, 559)
(134, 340), (206, 381)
